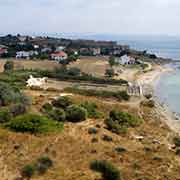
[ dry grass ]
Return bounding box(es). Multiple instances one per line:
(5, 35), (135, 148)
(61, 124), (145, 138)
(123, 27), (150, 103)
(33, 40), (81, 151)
(0, 59), (61, 72)
(0, 89), (179, 179)
(68, 56), (110, 77)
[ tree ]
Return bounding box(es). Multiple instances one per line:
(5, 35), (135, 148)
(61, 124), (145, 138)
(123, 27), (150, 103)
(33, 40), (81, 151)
(66, 105), (88, 122)
(105, 68), (115, 78)
(109, 56), (116, 67)
(90, 160), (121, 180)
(4, 61), (14, 72)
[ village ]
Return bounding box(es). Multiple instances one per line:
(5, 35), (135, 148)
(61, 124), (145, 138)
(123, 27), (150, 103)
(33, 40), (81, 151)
(0, 34), (163, 64)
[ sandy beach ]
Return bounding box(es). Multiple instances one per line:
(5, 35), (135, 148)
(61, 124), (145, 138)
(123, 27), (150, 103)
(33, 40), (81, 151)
(136, 64), (180, 134)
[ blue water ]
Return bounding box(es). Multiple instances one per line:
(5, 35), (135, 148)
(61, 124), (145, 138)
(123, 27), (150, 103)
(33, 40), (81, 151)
(155, 63), (180, 114)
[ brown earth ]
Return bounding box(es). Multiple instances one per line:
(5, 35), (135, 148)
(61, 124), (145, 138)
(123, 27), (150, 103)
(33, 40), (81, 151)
(0, 89), (180, 180)
(68, 56), (110, 77)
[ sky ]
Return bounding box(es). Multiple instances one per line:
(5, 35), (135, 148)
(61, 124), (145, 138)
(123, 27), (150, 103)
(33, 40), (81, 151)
(1, 0), (180, 36)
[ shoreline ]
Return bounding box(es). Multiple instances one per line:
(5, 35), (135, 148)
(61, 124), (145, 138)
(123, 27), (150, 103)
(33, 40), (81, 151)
(136, 64), (180, 134)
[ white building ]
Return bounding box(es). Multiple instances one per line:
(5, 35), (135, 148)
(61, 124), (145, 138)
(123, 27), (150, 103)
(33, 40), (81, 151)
(116, 55), (136, 65)
(16, 51), (30, 59)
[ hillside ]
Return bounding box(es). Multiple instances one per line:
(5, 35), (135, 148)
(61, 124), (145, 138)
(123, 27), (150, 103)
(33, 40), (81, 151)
(0, 88), (179, 180)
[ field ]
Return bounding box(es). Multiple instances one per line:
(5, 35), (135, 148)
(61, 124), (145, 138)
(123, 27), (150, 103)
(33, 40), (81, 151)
(0, 59), (61, 72)
(68, 56), (110, 77)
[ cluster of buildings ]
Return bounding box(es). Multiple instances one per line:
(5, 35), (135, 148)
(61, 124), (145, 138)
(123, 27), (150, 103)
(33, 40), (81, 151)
(0, 34), (133, 62)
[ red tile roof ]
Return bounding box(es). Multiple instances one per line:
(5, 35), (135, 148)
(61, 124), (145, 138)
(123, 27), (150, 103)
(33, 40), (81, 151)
(51, 51), (67, 57)
(0, 48), (7, 55)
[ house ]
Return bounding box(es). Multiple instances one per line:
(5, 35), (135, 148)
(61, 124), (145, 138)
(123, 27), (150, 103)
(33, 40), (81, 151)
(51, 51), (68, 61)
(41, 47), (52, 53)
(116, 55), (136, 65)
(29, 50), (39, 56)
(16, 51), (30, 59)
(0, 48), (8, 56)
(92, 48), (101, 56)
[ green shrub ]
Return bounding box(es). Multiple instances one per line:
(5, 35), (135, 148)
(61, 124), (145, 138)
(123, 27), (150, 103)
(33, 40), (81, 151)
(176, 148), (180, 155)
(5, 114), (63, 134)
(102, 135), (113, 142)
(66, 105), (87, 122)
(36, 156), (53, 174)
(88, 127), (98, 134)
(48, 108), (66, 122)
(105, 68), (115, 77)
(80, 101), (103, 118)
(21, 164), (35, 179)
(105, 110), (141, 134)
(0, 82), (29, 106)
(10, 103), (27, 117)
(42, 103), (53, 112)
(0, 108), (11, 123)
(4, 61), (14, 72)
(90, 160), (121, 180)
(174, 137), (180, 147)
(52, 96), (73, 109)
(64, 87), (129, 101)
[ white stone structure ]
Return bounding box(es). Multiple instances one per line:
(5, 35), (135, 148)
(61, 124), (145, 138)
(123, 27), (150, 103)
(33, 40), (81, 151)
(26, 75), (47, 87)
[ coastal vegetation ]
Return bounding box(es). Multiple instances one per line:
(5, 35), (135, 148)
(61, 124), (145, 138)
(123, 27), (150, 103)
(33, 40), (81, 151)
(105, 110), (142, 134)
(64, 87), (130, 101)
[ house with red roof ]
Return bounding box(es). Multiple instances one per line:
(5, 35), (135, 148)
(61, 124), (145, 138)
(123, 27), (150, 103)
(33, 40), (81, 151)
(0, 48), (8, 56)
(51, 51), (68, 61)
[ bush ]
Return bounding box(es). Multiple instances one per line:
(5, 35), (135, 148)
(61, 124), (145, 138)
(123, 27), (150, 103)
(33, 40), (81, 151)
(5, 114), (63, 134)
(114, 147), (127, 153)
(105, 68), (115, 77)
(4, 61), (14, 72)
(42, 103), (53, 112)
(80, 101), (103, 119)
(141, 100), (155, 108)
(88, 127), (98, 134)
(64, 87), (130, 101)
(90, 160), (121, 180)
(0, 108), (11, 123)
(176, 149), (180, 155)
(102, 135), (113, 142)
(66, 105), (87, 122)
(67, 67), (81, 76)
(52, 96), (73, 109)
(105, 110), (141, 134)
(21, 164), (35, 179)
(0, 82), (29, 106)
(36, 156), (53, 174)
(48, 108), (66, 122)
(174, 137), (180, 147)
(10, 103), (27, 117)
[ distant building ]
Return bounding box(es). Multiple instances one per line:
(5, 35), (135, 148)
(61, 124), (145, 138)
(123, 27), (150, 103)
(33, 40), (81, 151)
(116, 55), (136, 65)
(0, 48), (8, 56)
(51, 51), (68, 61)
(41, 47), (52, 53)
(16, 51), (38, 59)
(16, 51), (30, 59)
(29, 50), (39, 56)
(92, 48), (101, 56)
